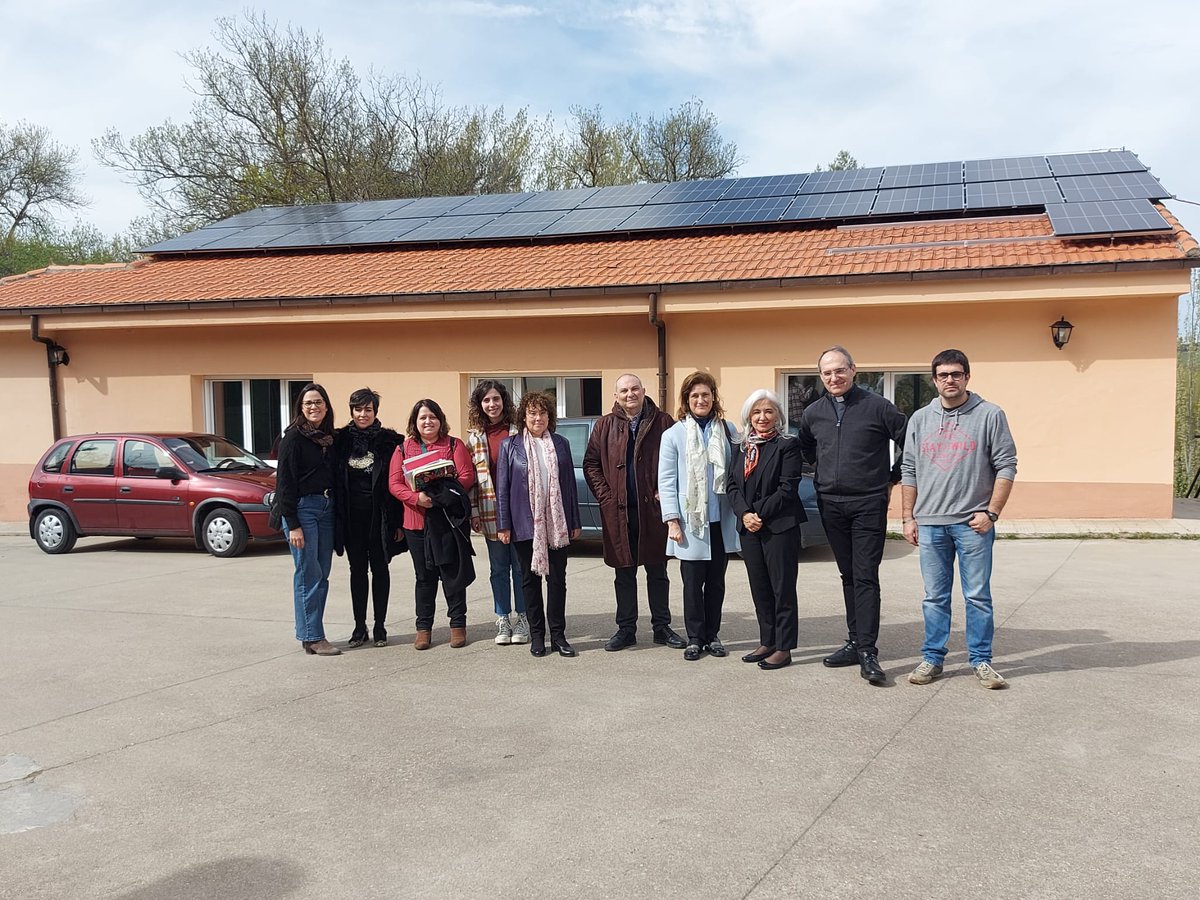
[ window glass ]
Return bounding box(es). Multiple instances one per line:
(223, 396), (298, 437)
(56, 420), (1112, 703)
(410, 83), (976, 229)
(893, 372), (937, 419)
(165, 435), (268, 472)
(206, 378), (311, 459)
(69, 440), (117, 475)
(470, 375), (603, 418)
(785, 371), (883, 434)
(41, 442), (73, 473)
(122, 441), (172, 477)
(557, 422), (591, 466)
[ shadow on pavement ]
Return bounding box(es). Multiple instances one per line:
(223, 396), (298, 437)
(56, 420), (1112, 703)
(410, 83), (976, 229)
(113, 857), (304, 900)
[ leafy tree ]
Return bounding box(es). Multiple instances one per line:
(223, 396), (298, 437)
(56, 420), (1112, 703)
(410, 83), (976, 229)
(814, 150), (859, 172)
(0, 223), (142, 277)
(0, 121), (87, 243)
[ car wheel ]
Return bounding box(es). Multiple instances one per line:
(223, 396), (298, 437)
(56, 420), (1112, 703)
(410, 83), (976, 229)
(201, 508), (248, 558)
(34, 508), (77, 554)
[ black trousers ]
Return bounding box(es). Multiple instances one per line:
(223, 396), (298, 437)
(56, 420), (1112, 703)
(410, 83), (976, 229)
(513, 540), (568, 641)
(740, 527), (799, 651)
(818, 493), (888, 655)
(680, 523), (728, 644)
(614, 515), (671, 634)
(345, 500), (389, 629)
(404, 527), (467, 630)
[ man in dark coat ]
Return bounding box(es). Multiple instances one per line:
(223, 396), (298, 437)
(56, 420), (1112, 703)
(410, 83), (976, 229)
(583, 373), (686, 651)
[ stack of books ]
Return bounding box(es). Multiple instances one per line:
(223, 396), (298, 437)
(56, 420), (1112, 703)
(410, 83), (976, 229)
(402, 450), (457, 491)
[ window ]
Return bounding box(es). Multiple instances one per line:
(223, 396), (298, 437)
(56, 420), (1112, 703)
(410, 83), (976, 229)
(42, 442), (73, 473)
(122, 441), (172, 477)
(205, 378), (310, 458)
(470, 375), (604, 418)
(69, 440), (117, 476)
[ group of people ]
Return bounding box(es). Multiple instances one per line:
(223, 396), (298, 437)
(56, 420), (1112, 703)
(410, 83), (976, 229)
(275, 345), (1017, 688)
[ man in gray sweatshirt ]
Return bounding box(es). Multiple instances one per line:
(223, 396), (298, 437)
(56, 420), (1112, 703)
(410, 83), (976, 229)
(900, 349), (1017, 689)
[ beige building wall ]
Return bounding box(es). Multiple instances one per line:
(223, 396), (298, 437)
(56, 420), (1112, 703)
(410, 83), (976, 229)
(1, 269), (1181, 521)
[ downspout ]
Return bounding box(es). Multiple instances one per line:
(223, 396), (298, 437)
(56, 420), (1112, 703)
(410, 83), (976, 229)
(648, 291), (667, 410)
(30, 315), (63, 441)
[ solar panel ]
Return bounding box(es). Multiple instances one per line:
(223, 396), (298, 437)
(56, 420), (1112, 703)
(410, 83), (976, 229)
(198, 224), (305, 250)
(257, 204), (356, 226)
(1045, 199), (1171, 236)
(964, 156), (1052, 183)
(391, 215), (500, 242)
(578, 182), (667, 208)
(467, 210), (569, 239)
(799, 168), (884, 194)
(509, 187), (600, 212)
(1046, 150), (1144, 177)
(645, 179), (735, 204)
(879, 162), (962, 189)
(786, 191), (875, 219)
(719, 174), (810, 200)
(536, 207), (637, 235)
(263, 222), (366, 247)
(618, 202), (714, 230)
(695, 196), (794, 226)
(337, 199), (417, 219)
(143, 227), (244, 253)
(1056, 171), (1170, 203)
(870, 184), (964, 215)
(334, 219), (435, 244)
(382, 196), (473, 218)
(450, 192), (536, 215)
(966, 178), (1063, 209)
(203, 208), (288, 228)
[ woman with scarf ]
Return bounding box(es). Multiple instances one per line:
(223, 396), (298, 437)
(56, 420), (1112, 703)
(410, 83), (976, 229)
(658, 372), (741, 661)
(495, 391), (582, 658)
(276, 383), (340, 656)
(727, 389), (806, 671)
(466, 380), (529, 646)
(388, 398), (476, 650)
(332, 387), (403, 648)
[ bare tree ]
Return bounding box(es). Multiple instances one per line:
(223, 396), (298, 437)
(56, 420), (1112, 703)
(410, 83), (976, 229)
(0, 121), (87, 243)
(814, 150), (860, 172)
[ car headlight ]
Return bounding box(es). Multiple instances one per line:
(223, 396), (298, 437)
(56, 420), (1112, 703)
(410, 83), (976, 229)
(262, 491), (275, 508)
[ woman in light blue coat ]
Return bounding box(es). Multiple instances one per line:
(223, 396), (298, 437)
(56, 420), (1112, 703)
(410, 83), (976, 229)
(659, 371), (741, 661)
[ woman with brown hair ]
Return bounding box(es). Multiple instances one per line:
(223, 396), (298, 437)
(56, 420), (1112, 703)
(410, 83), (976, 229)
(276, 383), (340, 656)
(466, 380), (529, 646)
(658, 371), (741, 661)
(388, 398), (476, 650)
(494, 391), (582, 658)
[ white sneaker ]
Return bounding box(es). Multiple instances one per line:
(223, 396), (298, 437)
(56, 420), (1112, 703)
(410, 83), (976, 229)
(510, 613), (531, 644)
(908, 660), (943, 685)
(974, 662), (1007, 689)
(495, 615), (513, 645)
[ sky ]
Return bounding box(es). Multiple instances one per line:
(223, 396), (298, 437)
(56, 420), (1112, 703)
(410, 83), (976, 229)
(3, 0), (1200, 241)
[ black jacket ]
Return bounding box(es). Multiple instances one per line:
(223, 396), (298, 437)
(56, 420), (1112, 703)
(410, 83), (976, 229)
(423, 478), (476, 595)
(727, 435), (807, 534)
(331, 424), (406, 559)
(276, 428), (335, 522)
(797, 386), (906, 498)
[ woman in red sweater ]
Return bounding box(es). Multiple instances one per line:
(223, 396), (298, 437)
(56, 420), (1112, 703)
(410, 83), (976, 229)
(388, 398), (476, 650)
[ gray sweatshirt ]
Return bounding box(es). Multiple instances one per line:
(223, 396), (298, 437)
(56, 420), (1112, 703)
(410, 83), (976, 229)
(900, 392), (1017, 525)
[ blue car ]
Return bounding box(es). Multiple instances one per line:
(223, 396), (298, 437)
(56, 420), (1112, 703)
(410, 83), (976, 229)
(556, 417), (827, 548)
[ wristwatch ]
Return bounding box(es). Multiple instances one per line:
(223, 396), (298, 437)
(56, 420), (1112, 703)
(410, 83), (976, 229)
(985, 510), (999, 522)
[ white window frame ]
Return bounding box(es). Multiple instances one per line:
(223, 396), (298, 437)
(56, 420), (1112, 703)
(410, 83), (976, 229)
(203, 377), (311, 450)
(469, 374), (604, 418)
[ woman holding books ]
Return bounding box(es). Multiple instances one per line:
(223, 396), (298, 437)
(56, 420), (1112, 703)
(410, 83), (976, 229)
(388, 398), (476, 650)
(466, 380), (529, 646)
(495, 391), (582, 658)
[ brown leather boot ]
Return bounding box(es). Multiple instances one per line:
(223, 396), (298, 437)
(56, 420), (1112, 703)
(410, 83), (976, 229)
(449, 626), (468, 648)
(413, 629), (432, 650)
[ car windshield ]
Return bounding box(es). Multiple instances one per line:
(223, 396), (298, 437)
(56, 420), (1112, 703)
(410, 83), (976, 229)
(164, 436), (270, 472)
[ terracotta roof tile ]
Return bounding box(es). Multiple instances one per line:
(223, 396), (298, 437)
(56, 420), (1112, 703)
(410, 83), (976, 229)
(1, 209), (1195, 312)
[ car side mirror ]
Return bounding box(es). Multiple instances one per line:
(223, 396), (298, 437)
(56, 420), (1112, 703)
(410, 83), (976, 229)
(155, 465), (186, 481)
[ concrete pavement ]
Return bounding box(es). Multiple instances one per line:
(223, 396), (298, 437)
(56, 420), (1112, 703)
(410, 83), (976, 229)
(1, 531), (1198, 899)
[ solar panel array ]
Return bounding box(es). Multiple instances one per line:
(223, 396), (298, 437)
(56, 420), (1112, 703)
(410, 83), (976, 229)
(144, 150), (1174, 254)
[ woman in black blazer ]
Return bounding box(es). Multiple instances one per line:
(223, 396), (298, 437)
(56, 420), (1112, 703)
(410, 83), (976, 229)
(727, 389), (806, 670)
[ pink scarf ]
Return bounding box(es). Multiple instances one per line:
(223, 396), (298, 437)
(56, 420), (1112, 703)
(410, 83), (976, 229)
(524, 430), (570, 576)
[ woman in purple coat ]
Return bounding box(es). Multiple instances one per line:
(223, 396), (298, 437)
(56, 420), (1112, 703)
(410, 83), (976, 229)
(495, 391), (582, 658)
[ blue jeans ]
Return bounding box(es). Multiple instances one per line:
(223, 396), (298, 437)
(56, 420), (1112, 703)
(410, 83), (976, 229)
(918, 524), (995, 666)
(284, 493), (335, 642)
(485, 537), (526, 615)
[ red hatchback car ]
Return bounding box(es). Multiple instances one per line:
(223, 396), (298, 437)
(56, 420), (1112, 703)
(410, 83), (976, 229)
(28, 432), (279, 558)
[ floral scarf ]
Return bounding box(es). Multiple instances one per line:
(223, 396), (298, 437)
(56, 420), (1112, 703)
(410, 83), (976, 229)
(683, 415), (727, 539)
(524, 430), (570, 576)
(743, 429), (778, 479)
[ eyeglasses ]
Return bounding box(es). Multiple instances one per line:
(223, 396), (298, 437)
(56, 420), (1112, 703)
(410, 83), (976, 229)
(301, 400), (326, 408)
(821, 368), (851, 380)
(934, 371), (967, 382)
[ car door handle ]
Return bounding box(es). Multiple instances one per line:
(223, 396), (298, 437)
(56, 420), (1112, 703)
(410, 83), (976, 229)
(63, 486), (74, 493)
(120, 486), (132, 493)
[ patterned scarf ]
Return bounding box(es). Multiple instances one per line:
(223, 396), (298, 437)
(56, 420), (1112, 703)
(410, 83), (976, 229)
(683, 415), (727, 539)
(524, 430), (570, 576)
(298, 421), (333, 449)
(743, 429), (778, 478)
